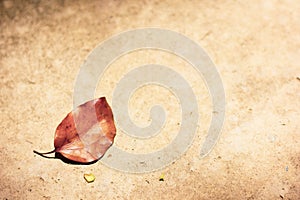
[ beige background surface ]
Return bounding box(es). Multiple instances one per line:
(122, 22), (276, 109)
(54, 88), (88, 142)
(0, 0), (299, 199)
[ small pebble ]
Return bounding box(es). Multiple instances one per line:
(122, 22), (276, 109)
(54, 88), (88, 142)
(84, 173), (95, 183)
(159, 173), (165, 181)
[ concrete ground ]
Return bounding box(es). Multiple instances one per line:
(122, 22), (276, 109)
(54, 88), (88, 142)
(0, 0), (299, 199)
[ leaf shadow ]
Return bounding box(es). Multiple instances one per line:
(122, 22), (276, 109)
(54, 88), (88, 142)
(55, 152), (99, 165)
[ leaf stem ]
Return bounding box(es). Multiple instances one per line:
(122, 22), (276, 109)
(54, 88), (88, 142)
(33, 149), (56, 158)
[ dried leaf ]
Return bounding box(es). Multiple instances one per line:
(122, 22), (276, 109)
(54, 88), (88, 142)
(34, 97), (116, 163)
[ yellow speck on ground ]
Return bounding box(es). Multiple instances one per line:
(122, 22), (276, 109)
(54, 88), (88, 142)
(84, 173), (95, 183)
(159, 173), (165, 181)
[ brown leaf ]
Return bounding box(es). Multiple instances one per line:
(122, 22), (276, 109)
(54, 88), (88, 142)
(34, 97), (116, 163)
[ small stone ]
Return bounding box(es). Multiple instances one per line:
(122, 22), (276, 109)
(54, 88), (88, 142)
(159, 173), (165, 181)
(84, 173), (95, 183)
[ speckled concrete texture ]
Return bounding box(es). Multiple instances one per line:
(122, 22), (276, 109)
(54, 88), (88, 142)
(0, 0), (299, 199)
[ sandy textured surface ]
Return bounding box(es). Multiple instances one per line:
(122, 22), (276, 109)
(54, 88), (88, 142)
(1, 0), (299, 199)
